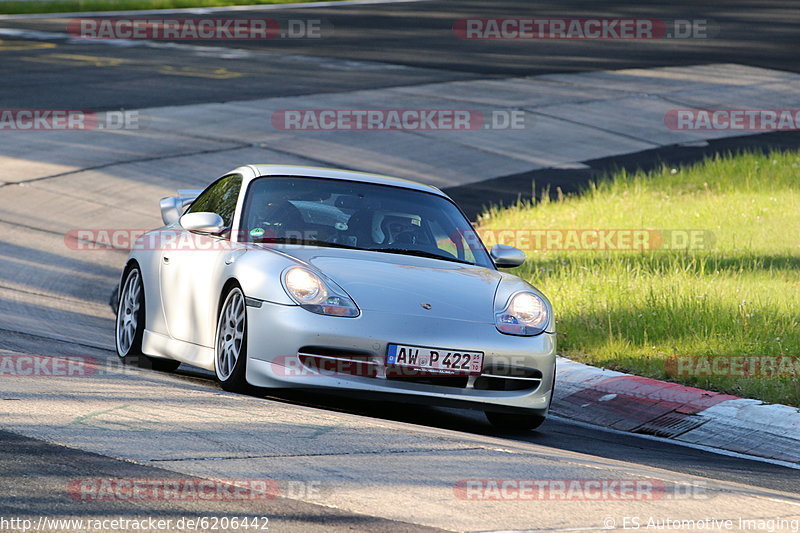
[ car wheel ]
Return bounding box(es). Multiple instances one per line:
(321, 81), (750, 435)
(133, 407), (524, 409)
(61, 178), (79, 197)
(485, 411), (546, 431)
(214, 285), (249, 392)
(116, 266), (181, 372)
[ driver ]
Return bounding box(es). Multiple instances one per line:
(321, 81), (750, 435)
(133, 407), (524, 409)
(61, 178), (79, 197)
(257, 200), (306, 240)
(380, 214), (425, 245)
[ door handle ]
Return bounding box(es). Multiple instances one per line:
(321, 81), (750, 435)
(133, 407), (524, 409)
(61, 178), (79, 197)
(163, 256), (170, 264)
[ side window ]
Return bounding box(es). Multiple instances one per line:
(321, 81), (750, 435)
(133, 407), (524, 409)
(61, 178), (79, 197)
(187, 174), (242, 228)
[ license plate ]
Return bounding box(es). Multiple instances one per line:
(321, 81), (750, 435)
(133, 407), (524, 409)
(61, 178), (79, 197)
(386, 344), (483, 375)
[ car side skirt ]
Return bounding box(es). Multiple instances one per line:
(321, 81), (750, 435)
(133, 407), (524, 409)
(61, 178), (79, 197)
(142, 330), (215, 371)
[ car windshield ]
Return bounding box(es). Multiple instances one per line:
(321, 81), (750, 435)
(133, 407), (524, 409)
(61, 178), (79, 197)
(240, 176), (493, 268)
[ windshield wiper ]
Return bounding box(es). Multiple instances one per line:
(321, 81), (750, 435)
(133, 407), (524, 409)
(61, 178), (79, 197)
(254, 238), (361, 251)
(371, 247), (474, 266)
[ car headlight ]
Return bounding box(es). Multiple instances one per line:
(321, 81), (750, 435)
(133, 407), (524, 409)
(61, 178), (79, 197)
(282, 267), (359, 317)
(495, 291), (548, 336)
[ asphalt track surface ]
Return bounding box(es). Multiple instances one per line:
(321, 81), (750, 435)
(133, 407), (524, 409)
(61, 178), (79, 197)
(0, 0), (799, 109)
(1, 0), (799, 528)
(0, 430), (444, 532)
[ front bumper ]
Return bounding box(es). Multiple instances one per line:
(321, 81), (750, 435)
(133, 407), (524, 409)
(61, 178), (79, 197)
(245, 301), (556, 414)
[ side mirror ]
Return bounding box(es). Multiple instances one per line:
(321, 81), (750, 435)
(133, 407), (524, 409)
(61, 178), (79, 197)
(179, 212), (225, 234)
(490, 244), (525, 268)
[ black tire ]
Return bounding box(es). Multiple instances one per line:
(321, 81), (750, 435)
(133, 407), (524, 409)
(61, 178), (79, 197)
(116, 266), (146, 366)
(214, 285), (250, 393)
(115, 266), (180, 372)
(485, 411), (546, 431)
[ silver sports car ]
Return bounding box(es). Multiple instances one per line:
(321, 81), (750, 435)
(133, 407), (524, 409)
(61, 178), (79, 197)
(115, 166), (556, 429)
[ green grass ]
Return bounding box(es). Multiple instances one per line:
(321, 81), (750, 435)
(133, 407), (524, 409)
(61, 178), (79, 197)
(0, 0), (334, 15)
(480, 150), (800, 406)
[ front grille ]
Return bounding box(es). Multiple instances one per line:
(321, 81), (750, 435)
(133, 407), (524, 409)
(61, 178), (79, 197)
(474, 366), (543, 392)
(385, 372), (469, 388)
(294, 346), (544, 392)
(297, 347), (378, 378)
(298, 346), (373, 358)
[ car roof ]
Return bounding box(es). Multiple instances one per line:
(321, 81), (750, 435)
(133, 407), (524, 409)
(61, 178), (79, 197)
(246, 165), (447, 197)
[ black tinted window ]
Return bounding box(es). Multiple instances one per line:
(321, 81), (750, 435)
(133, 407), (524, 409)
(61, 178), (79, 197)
(187, 174), (242, 227)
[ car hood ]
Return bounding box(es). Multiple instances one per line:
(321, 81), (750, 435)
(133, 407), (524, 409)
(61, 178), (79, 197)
(282, 247), (502, 322)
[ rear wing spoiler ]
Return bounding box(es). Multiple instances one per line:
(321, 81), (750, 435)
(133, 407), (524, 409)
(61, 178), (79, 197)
(159, 189), (203, 225)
